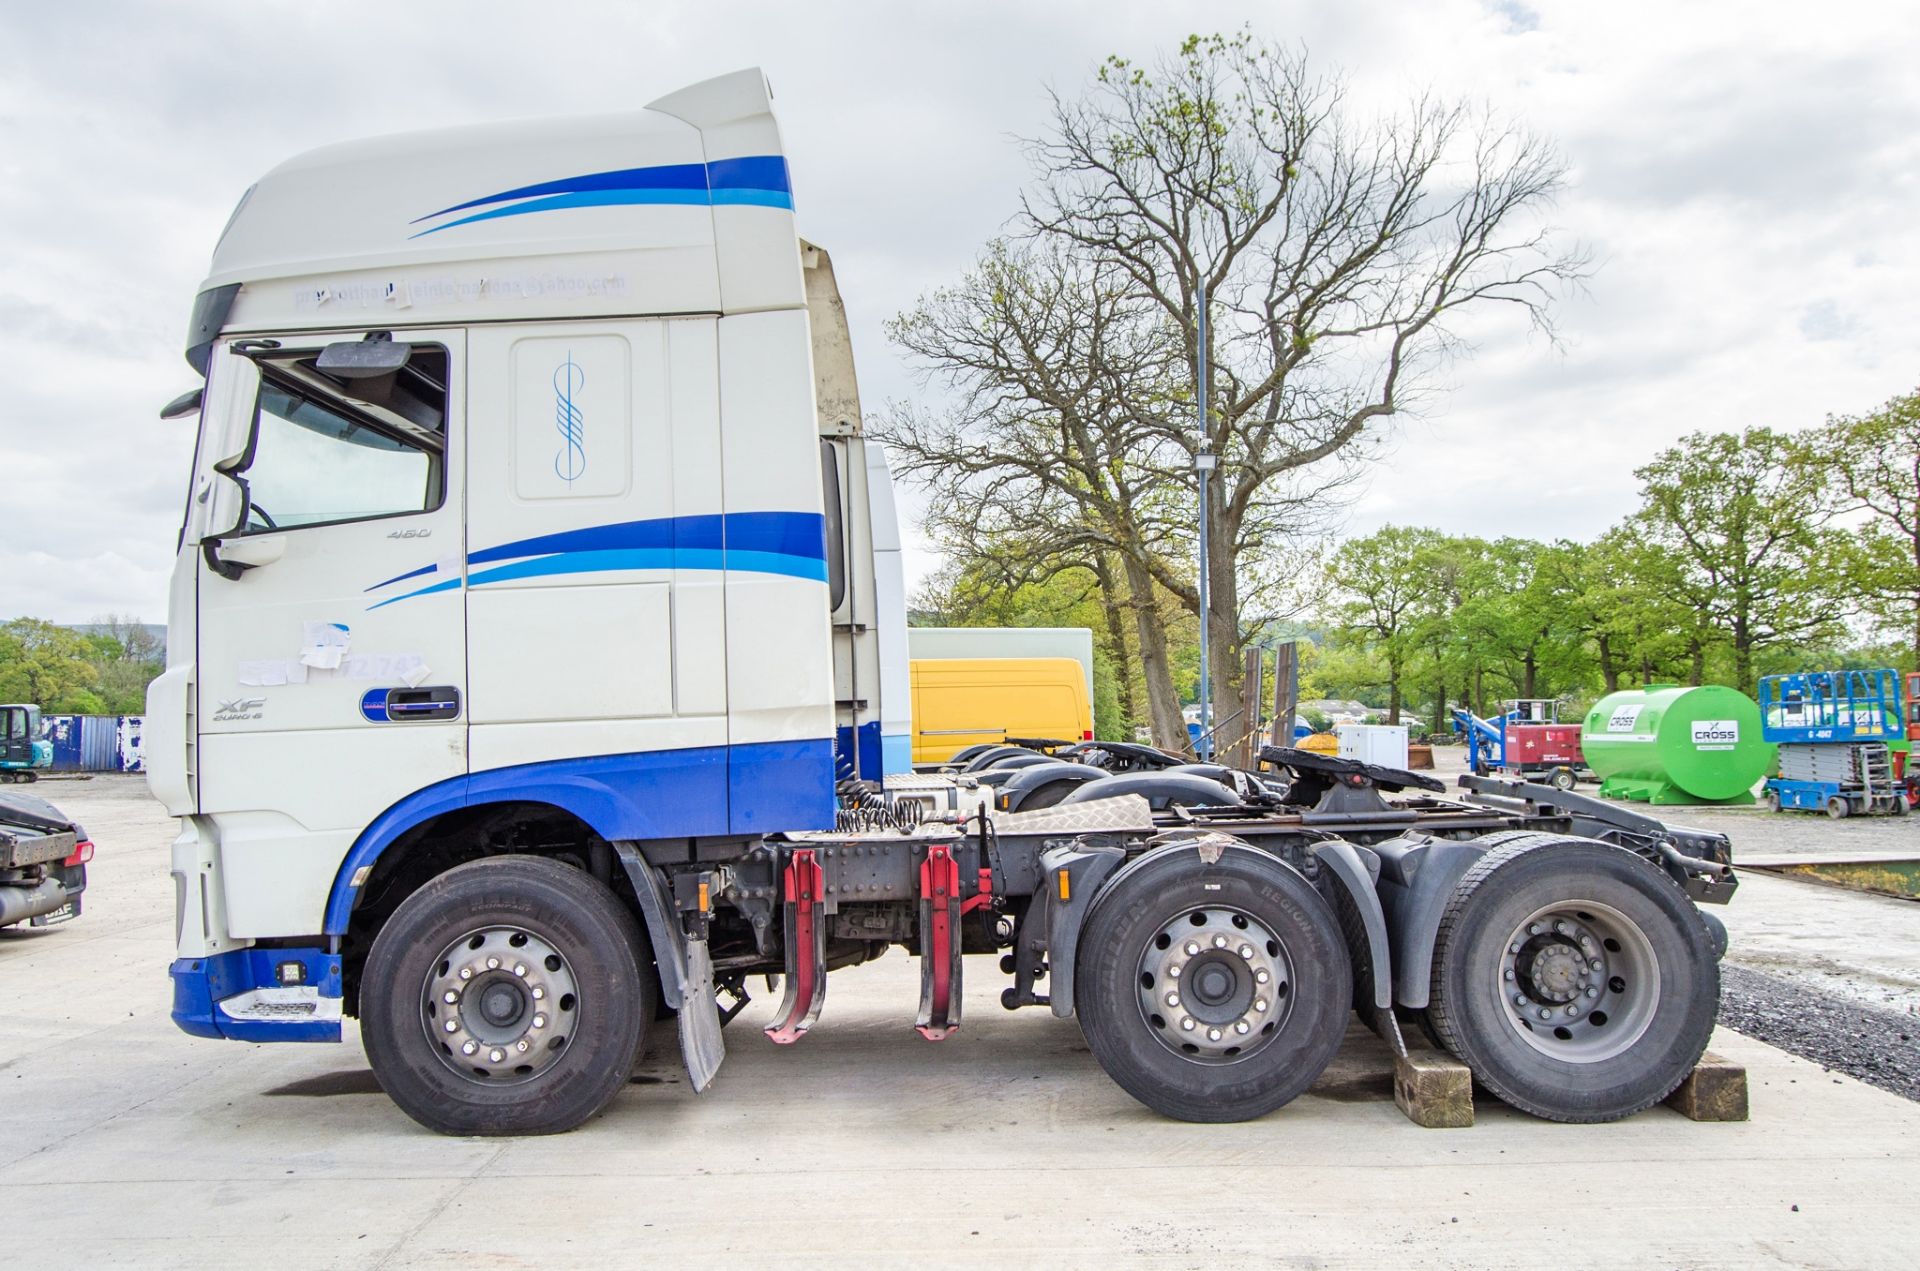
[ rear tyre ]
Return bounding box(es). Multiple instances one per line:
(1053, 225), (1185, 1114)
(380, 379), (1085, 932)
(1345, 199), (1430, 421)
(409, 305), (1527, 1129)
(361, 856), (655, 1136)
(1763, 788), (1781, 813)
(1427, 835), (1718, 1123)
(1075, 845), (1351, 1122)
(1826, 796), (1850, 820)
(1548, 768), (1576, 792)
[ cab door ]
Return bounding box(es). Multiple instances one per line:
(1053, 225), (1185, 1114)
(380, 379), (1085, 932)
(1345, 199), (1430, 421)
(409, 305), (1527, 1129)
(192, 330), (467, 937)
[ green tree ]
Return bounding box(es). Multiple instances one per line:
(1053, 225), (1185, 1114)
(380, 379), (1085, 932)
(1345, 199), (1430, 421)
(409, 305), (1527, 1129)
(1324, 526), (1447, 722)
(0, 619), (107, 711)
(1632, 428), (1849, 689)
(1823, 388), (1920, 664)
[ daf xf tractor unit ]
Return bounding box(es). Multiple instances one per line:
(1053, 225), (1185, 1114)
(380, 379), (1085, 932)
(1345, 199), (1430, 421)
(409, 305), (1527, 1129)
(151, 70), (1736, 1135)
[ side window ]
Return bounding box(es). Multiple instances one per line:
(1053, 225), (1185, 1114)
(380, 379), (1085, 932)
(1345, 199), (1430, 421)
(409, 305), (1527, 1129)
(238, 344), (448, 534)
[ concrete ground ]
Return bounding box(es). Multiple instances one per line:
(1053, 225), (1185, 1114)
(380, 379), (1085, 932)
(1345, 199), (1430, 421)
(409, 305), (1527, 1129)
(6, 776), (1920, 1269)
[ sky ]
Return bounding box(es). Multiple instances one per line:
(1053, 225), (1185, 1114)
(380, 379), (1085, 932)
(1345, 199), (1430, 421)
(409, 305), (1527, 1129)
(2, 0), (1917, 623)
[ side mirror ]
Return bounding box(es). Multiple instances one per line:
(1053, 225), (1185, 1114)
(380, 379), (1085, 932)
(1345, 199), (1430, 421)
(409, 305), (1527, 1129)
(160, 387), (203, 420)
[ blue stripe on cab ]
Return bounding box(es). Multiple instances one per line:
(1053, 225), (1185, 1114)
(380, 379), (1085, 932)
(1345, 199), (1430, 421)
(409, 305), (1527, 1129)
(411, 155), (794, 237)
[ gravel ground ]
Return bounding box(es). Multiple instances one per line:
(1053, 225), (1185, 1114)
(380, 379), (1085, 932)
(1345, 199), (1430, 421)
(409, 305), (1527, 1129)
(1720, 963), (1920, 1102)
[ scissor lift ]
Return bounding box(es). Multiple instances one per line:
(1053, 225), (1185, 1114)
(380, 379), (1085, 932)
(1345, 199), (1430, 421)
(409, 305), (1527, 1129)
(1759, 670), (1908, 818)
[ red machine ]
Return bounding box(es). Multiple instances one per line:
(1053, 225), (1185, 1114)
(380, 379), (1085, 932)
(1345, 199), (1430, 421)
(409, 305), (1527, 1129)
(1504, 722), (1584, 773)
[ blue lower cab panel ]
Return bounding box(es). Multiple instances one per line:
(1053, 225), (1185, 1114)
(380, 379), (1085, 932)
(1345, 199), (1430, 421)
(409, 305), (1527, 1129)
(731, 737), (837, 833)
(170, 946), (342, 1042)
(323, 738), (838, 934)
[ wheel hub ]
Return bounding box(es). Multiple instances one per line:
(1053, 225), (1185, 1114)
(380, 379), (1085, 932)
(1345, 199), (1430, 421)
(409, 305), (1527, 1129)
(1497, 901), (1660, 1063)
(422, 926), (578, 1084)
(1136, 906), (1292, 1064)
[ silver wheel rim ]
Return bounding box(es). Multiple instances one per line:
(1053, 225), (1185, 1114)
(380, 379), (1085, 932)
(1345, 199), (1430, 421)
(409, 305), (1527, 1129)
(1497, 899), (1659, 1062)
(1136, 905), (1293, 1064)
(422, 926), (579, 1085)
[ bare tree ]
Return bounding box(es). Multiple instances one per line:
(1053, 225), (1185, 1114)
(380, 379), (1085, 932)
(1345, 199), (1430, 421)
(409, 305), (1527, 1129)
(1021, 32), (1588, 729)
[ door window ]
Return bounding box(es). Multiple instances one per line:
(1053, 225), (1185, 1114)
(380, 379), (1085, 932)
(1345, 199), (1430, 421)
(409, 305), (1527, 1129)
(236, 345), (449, 534)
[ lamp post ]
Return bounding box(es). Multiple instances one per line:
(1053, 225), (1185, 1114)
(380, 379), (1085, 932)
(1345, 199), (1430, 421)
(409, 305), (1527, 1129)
(1193, 275), (1214, 759)
(1195, 448), (1216, 757)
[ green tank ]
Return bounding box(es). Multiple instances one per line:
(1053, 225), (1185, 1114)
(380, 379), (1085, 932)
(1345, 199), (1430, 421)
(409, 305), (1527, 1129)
(1581, 685), (1775, 805)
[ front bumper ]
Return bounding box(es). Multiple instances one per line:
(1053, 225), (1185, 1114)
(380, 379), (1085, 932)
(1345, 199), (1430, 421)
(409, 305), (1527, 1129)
(170, 946), (343, 1043)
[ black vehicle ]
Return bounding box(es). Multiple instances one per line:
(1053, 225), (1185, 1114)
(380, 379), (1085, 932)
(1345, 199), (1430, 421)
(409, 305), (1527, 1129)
(0, 787), (91, 929)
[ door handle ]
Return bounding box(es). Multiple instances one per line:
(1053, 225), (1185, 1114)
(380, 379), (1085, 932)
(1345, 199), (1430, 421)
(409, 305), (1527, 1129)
(362, 686), (460, 722)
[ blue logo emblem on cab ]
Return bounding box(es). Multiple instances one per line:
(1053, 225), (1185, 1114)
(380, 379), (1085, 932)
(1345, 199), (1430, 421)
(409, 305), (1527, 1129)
(553, 353), (586, 486)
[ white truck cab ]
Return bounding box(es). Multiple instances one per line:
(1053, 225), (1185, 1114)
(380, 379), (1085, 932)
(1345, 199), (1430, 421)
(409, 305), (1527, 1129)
(153, 69), (907, 1052)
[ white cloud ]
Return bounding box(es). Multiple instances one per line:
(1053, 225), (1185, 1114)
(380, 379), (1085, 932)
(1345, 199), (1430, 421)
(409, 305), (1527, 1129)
(1, 0), (1916, 618)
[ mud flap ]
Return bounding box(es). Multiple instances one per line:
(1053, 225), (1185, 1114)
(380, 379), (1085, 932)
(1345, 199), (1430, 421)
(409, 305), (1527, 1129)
(677, 934), (726, 1092)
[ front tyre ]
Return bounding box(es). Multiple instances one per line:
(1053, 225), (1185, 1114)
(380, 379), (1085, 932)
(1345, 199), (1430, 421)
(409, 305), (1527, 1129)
(361, 856), (655, 1136)
(1427, 835), (1718, 1123)
(1075, 845), (1351, 1122)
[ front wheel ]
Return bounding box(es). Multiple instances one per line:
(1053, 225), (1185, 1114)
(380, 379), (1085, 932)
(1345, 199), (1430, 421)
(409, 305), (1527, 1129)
(361, 856), (655, 1136)
(1427, 835), (1718, 1123)
(1075, 844), (1351, 1122)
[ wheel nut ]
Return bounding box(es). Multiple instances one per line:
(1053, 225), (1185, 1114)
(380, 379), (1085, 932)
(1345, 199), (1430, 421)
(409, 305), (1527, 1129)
(461, 1041), (477, 1056)
(533, 1014), (546, 1029)
(1503, 969), (1514, 981)
(1584, 986), (1598, 999)
(1168, 964), (1181, 979)
(1180, 1017), (1196, 1032)
(1254, 998), (1269, 1013)
(1234, 1020), (1251, 1035)
(1207, 1028), (1222, 1042)
(443, 1019), (458, 1033)
(1513, 993), (1527, 1005)
(1537, 1009), (1551, 1020)
(513, 964), (527, 978)
(443, 990), (459, 1004)
(1254, 969), (1270, 985)
(1238, 944), (1254, 960)
(1590, 959), (1603, 971)
(1566, 1006), (1579, 1018)
(517, 1040), (530, 1052)
(531, 986), (545, 999)
(1529, 924), (1541, 935)
(1509, 942), (1522, 954)
(1185, 942), (1201, 957)
(1212, 935), (1228, 949)
(486, 957), (500, 970)
(1165, 993), (1181, 1008)
(458, 967), (473, 981)
(1555, 921), (1569, 934)
(489, 1048), (504, 1063)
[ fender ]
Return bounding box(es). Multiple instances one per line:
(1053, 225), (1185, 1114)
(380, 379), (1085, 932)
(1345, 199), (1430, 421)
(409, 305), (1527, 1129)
(1059, 771), (1245, 810)
(997, 761), (1108, 811)
(1036, 840), (1127, 1018)
(1308, 839), (1393, 1010)
(613, 843), (690, 1010)
(1369, 834), (1491, 1009)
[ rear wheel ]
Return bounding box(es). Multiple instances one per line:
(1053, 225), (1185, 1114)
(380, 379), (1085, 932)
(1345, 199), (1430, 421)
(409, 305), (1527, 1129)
(361, 856), (655, 1136)
(1548, 768), (1576, 791)
(1075, 845), (1351, 1122)
(1763, 788), (1781, 813)
(1427, 835), (1718, 1123)
(1827, 796), (1850, 820)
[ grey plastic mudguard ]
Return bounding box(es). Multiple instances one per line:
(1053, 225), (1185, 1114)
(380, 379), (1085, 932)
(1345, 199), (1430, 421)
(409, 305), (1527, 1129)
(1038, 840), (1126, 1018)
(999, 761), (1109, 811)
(1369, 836), (1488, 1009)
(613, 842), (687, 1009)
(1059, 771), (1246, 809)
(1309, 840), (1393, 1010)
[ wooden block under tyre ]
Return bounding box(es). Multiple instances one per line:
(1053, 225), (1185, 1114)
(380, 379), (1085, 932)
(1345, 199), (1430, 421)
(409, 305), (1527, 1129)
(1663, 1051), (1749, 1121)
(1394, 1050), (1474, 1128)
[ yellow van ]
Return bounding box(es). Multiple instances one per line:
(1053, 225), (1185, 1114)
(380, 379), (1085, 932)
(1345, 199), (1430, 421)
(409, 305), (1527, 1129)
(910, 657), (1094, 766)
